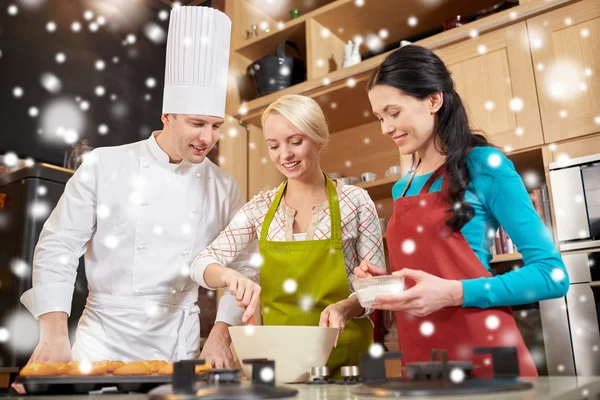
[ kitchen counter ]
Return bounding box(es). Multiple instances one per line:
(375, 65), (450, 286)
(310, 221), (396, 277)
(3, 376), (600, 399)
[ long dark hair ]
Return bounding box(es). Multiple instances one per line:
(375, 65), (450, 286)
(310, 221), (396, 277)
(368, 44), (491, 232)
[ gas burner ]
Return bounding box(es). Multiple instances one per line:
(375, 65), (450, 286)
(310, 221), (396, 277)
(339, 366), (360, 385)
(404, 349), (473, 380)
(306, 366), (334, 385)
(148, 359), (298, 399)
(354, 346), (534, 397)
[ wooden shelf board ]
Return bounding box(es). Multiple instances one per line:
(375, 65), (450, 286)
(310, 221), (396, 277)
(234, 19), (307, 61)
(490, 253), (523, 263)
(312, 0), (499, 50)
(234, 0), (576, 129)
(245, 0), (333, 24)
(356, 175), (399, 201)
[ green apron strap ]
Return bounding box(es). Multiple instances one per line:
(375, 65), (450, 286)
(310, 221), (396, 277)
(260, 181), (287, 242)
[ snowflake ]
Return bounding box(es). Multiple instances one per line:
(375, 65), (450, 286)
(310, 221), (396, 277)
(40, 72), (62, 93)
(478, 45), (488, 55)
(158, 10), (169, 20)
(484, 100), (495, 111)
(354, 0), (364, 6)
(97, 204), (110, 219)
(469, 29), (478, 38)
(407, 16), (418, 27)
(259, 366), (274, 383)
(46, 21), (56, 32)
(98, 124), (109, 135)
(401, 239), (416, 254)
(71, 21), (81, 32)
(146, 77), (156, 88)
(37, 185), (47, 196)
(95, 86), (106, 96)
(0, 328), (9, 343)
(7, 4), (18, 16)
(420, 321), (434, 336)
(10, 259), (30, 278)
(551, 268), (566, 282)
(126, 34), (137, 44)
(180, 265), (190, 276)
(5, 310), (39, 353)
(95, 60), (105, 70)
(485, 315), (500, 330)
(55, 53), (66, 63)
(283, 279), (297, 294)
(244, 325), (255, 335)
(369, 343), (384, 358)
(13, 87), (23, 97)
(347, 78), (356, 88)
(379, 29), (389, 39)
(249, 253), (264, 268)
(299, 296), (314, 312)
(450, 368), (465, 383)
(103, 235), (118, 249)
(509, 97), (524, 112)
(3, 152), (18, 167)
(487, 153), (502, 168)
(29, 201), (50, 219)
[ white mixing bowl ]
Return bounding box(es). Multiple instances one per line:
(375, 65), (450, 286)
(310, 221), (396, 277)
(229, 325), (338, 383)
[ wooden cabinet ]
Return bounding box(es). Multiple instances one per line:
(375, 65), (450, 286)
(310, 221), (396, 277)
(528, 0), (600, 143)
(435, 22), (544, 152)
(547, 132), (600, 163)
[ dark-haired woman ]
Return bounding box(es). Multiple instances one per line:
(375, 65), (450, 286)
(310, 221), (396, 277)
(355, 45), (569, 377)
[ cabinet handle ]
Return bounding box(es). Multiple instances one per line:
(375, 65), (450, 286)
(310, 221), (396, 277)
(0, 193), (6, 210)
(590, 282), (600, 288)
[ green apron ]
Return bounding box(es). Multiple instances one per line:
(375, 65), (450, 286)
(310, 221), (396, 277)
(259, 176), (373, 376)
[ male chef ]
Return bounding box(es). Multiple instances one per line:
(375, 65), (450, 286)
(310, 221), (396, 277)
(21, 6), (257, 367)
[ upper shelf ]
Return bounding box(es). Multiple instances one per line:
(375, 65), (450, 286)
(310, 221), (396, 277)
(356, 175), (399, 201)
(233, 0), (575, 130)
(245, 0), (332, 24)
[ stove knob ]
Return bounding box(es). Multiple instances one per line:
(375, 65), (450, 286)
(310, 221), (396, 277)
(310, 366), (330, 378)
(341, 366), (360, 378)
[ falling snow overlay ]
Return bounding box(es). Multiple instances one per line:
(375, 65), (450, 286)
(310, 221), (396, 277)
(0, 0), (173, 165)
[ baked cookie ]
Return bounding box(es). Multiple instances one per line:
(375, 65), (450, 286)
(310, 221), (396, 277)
(19, 363), (60, 377)
(113, 361), (152, 376)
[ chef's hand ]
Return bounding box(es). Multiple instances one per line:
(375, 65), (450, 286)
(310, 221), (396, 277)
(200, 322), (234, 369)
(353, 260), (388, 279)
(371, 269), (464, 316)
(223, 269), (261, 323)
(28, 312), (71, 364)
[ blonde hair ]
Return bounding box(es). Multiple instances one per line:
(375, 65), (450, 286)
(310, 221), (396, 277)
(261, 94), (329, 150)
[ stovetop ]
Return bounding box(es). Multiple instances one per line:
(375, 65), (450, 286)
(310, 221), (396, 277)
(148, 346), (534, 399)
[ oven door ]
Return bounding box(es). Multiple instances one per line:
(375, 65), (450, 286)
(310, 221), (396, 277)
(563, 251), (600, 376)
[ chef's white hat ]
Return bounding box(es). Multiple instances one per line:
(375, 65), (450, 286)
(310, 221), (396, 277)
(162, 6), (231, 118)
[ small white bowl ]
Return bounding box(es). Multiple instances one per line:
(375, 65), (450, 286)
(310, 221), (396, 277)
(353, 275), (405, 308)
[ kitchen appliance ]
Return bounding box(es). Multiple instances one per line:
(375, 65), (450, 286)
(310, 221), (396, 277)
(228, 326), (337, 383)
(549, 153), (600, 251)
(354, 347), (533, 397)
(0, 163), (88, 370)
(148, 359), (298, 399)
(561, 250), (600, 376)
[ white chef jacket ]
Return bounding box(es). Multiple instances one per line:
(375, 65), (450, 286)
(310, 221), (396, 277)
(20, 132), (256, 362)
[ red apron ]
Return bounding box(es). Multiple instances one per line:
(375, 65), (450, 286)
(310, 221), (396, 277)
(386, 166), (538, 377)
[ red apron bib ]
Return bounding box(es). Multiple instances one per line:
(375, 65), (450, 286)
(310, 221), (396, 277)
(386, 166), (538, 377)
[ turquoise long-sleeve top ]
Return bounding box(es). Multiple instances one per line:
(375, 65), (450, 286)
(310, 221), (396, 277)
(391, 146), (569, 308)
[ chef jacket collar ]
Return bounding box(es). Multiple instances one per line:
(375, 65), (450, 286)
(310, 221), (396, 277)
(147, 131), (196, 173)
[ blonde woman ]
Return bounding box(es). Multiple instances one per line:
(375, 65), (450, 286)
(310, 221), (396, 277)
(190, 94), (385, 374)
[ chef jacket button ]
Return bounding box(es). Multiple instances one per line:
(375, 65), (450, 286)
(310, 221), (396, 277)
(141, 200), (149, 206)
(142, 163), (149, 168)
(134, 289), (141, 295)
(137, 245), (146, 250)
(196, 173), (201, 178)
(181, 250), (189, 256)
(191, 209), (197, 214)
(171, 289), (177, 295)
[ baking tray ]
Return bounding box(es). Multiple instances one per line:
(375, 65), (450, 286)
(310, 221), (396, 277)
(15, 374), (171, 395)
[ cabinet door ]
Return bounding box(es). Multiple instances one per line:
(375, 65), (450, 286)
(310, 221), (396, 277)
(528, 0), (600, 143)
(436, 22), (543, 152)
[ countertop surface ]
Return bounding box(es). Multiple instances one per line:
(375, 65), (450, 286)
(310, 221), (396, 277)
(3, 376), (600, 399)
